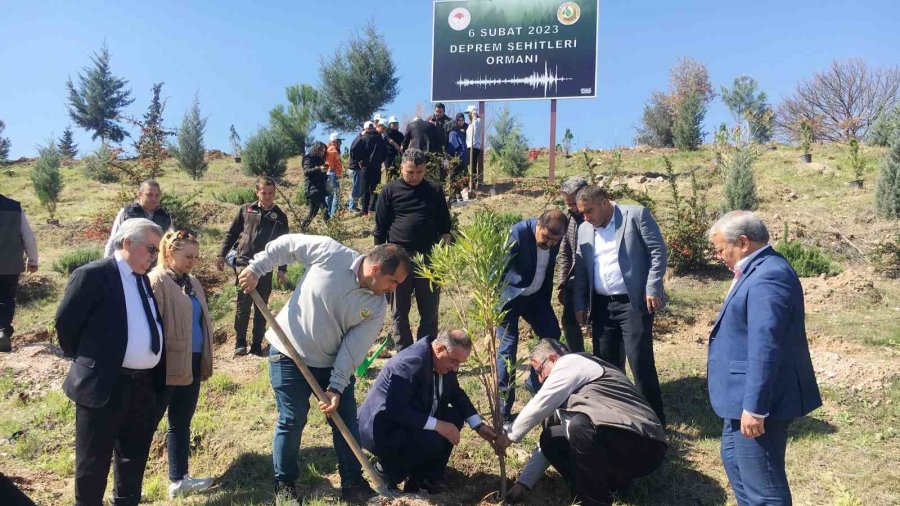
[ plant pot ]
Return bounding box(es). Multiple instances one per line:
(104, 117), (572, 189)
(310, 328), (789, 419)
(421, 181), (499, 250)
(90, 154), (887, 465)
(234, 157), (242, 163)
(847, 179), (864, 189)
(800, 154), (812, 163)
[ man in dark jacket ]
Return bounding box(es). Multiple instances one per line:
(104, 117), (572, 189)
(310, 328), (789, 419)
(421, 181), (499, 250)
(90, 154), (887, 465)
(357, 330), (497, 493)
(0, 193), (39, 353)
(104, 180), (173, 257)
(57, 218), (167, 506)
(216, 176), (289, 356)
(426, 103), (453, 153)
(350, 121), (388, 217)
(401, 117), (441, 154)
(301, 141), (329, 231)
(383, 116), (404, 180)
(555, 176), (588, 352)
(373, 148), (452, 350)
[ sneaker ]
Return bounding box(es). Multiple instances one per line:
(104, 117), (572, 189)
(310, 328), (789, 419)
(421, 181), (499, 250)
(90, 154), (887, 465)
(502, 414), (516, 433)
(340, 483), (376, 504)
(168, 474), (214, 498)
(0, 330), (11, 353)
(234, 346), (248, 357)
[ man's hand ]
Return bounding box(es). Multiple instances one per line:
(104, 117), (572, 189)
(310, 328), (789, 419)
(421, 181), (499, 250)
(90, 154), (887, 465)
(318, 391), (341, 416)
(26, 264), (38, 273)
(440, 233), (453, 246)
(645, 295), (662, 313)
(475, 423), (497, 443)
(506, 482), (528, 504)
(215, 257), (225, 272)
(494, 431), (512, 451)
(238, 269), (259, 293)
(575, 310), (587, 325)
(276, 271), (288, 286)
(435, 420), (461, 446)
(740, 411), (766, 439)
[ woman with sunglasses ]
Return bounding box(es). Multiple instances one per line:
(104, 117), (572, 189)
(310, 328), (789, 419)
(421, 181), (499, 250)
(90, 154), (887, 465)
(148, 230), (215, 498)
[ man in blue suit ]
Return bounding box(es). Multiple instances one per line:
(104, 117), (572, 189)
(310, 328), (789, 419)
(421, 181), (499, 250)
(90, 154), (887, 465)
(497, 210), (567, 423)
(707, 211), (822, 506)
(357, 330), (497, 493)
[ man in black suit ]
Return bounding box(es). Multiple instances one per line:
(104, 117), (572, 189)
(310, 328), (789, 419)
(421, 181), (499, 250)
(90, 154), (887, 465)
(56, 218), (165, 506)
(357, 330), (498, 493)
(401, 117), (442, 154)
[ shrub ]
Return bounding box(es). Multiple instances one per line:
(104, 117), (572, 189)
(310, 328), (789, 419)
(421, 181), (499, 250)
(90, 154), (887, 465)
(30, 141), (64, 220)
(673, 91), (705, 151)
(722, 145), (758, 211)
(160, 190), (208, 234)
(775, 226), (840, 277)
(848, 139), (866, 181)
(634, 92), (674, 148)
(242, 127), (288, 180)
(875, 131), (900, 218)
(488, 106), (530, 178)
(213, 187), (257, 206)
(662, 158), (711, 273)
(169, 93), (208, 180)
(81, 143), (119, 183)
(868, 106), (900, 147)
(869, 233), (900, 279)
(495, 212), (524, 232)
(53, 248), (101, 275)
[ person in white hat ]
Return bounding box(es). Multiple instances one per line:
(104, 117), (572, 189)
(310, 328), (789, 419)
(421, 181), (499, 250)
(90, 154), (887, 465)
(349, 121), (388, 217)
(466, 105), (484, 185)
(383, 116), (404, 180)
(325, 132), (344, 218)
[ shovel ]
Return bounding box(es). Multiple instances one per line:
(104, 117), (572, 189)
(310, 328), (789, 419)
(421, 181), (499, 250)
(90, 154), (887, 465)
(248, 289), (394, 499)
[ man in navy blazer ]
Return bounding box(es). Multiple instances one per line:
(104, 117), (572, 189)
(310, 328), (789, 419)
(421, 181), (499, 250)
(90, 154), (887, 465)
(497, 211), (567, 421)
(357, 330), (497, 493)
(708, 211), (821, 506)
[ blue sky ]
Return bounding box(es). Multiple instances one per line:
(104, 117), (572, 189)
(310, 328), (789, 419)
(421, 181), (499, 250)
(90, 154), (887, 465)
(1, 0), (898, 159)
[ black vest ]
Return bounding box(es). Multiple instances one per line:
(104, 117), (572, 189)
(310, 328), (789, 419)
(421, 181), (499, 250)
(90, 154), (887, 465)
(122, 203), (172, 231)
(0, 195), (25, 275)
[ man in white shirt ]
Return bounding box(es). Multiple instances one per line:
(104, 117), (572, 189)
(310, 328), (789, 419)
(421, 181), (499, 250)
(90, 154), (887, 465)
(497, 339), (667, 506)
(573, 186), (668, 425)
(465, 105), (484, 185)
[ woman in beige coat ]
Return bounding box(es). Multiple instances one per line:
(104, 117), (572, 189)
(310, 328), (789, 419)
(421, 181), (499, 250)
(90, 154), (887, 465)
(149, 230), (214, 499)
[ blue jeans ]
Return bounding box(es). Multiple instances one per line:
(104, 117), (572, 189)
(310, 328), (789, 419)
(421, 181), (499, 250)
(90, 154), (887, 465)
(346, 170), (362, 210)
(325, 173), (340, 218)
(496, 291), (561, 416)
(721, 418), (792, 505)
(154, 353), (202, 481)
(269, 348), (365, 488)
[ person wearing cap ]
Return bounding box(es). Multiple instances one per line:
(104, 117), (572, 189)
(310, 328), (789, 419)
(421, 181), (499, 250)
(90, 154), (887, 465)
(349, 121), (388, 217)
(383, 116), (404, 180)
(465, 106), (484, 186)
(447, 113), (469, 181)
(325, 133), (344, 219)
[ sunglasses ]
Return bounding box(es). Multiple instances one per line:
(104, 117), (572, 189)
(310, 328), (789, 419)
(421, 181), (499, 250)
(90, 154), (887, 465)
(174, 230), (197, 241)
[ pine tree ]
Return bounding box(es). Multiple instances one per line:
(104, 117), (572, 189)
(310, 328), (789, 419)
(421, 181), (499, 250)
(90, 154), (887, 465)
(318, 23), (399, 132)
(229, 125), (242, 158)
(488, 106), (530, 177)
(169, 94), (208, 180)
(30, 141), (64, 220)
(58, 126), (78, 159)
(722, 145), (759, 211)
(721, 76), (773, 144)
(0, 119), (10, 162)
(242, 127), (287, 180)
(875, 131), (900, 218)
(134, 83), (173, 179)
(270, 84), (319, 156)
(66, 44), (134, 143)
(673, 92), (705, 151)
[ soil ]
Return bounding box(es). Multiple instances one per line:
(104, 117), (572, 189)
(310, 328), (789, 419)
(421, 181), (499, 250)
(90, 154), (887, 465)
(800, 269), (883, 308)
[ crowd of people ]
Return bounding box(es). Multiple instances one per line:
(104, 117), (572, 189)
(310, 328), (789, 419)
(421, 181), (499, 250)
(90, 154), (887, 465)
(0, 103), (821, 506)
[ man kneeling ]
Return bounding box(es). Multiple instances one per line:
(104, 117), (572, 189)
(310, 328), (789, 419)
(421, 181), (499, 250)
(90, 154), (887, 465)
(357, 330), (497, 493)
(498, 339), (668, 506)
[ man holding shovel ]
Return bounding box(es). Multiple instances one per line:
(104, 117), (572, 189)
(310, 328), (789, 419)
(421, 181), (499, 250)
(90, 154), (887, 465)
(237, 236), (410, 503)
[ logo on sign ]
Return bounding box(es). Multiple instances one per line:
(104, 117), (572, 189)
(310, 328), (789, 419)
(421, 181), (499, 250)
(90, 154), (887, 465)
(557, 2), (581, 25)
(448, 7), (471, 31)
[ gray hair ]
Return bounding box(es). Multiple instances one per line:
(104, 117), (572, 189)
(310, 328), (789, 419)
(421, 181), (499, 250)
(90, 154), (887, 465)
(708, 211), (770, 244)
(530, 338), (568, 363)
(112, 218), (163, 251)
(402, 148), (428, 167)
(560, 176), (588, 196)
(434, 329), (472, 352)
(139, 179), (161, 193)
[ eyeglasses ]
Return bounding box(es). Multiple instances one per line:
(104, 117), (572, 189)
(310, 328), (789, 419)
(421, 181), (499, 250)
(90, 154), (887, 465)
(535, 357), (550, 380)
(145, 244), (160, 256)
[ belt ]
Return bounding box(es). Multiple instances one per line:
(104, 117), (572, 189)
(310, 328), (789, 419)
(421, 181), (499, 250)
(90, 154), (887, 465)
(594, 293), (630, 304)
(120, 367), (152, 378)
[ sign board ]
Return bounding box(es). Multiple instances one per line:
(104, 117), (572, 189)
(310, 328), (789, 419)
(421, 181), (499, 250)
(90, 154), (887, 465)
(431, 0), (599, 102)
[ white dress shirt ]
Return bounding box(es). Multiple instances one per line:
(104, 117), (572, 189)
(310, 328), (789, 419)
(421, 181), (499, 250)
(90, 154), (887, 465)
(520, 246), (551, 297)
(423, 372), (484, 431)
(114, 252), (163, 370)
(592, 206), (627, 295)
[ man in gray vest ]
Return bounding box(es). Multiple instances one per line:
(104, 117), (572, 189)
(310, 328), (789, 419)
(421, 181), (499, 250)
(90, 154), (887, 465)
(497, 339), (667, 506)
(0, 194), (39, 353)
(104, 180), (173, 257)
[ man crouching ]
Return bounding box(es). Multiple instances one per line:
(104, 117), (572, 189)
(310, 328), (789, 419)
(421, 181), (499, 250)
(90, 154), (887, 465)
(497, 339), (668, 506)
(357, 330), (498, 494)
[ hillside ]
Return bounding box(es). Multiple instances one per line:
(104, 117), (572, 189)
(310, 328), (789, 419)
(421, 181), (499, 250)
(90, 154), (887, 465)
(0, 142), (898, 505)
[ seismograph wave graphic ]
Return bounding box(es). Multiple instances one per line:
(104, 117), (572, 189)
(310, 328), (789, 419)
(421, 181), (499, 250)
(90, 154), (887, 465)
(454, 63), (573, 97)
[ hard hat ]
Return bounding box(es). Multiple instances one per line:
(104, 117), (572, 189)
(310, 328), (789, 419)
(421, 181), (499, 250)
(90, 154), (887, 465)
(363, 121), (374, 130)
(328, 132), (343, 142)
(388, 116), (399, 124)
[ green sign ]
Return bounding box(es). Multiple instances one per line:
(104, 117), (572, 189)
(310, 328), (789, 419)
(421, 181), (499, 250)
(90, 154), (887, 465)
(432, 0), (599, 102)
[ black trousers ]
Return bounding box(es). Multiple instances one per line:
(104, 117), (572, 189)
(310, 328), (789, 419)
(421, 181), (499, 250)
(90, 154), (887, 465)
(561, 287), (584, 353)
(470, 148), (483, 184)
(301, 194), (328, 231)
(591, 293), (665, 425)
(390, 270), (440, 350)
(234, 270), (273, 349)
(153, 353), (202, 482)
(360, 180), (379, 214)
(74, 374), (158, 506)
(541, 413), (667, 506)
(0, 471), (37, 506)
(0, 274), (19, 334)
(372, 404), (464, 485)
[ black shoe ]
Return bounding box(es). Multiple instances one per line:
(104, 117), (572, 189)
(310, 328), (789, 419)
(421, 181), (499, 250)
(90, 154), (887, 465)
(0, 330), (11, 353)
(373, 462), (399, 492)
(420, 478), (448, 495)
(273, 480), (300, 504)
(234, 346), (248, 357)
(249, 345), (265, 357)
(340, 483), (376, 504)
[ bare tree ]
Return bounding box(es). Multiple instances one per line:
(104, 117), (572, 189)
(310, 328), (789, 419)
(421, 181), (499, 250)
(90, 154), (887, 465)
(775, 58), (900, 142)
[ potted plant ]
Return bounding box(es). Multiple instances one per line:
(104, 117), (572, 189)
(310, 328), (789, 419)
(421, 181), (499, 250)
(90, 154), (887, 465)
(229, 124), (242, 163)
(847, 138), (865, 188)
(798, 120), (813, 163)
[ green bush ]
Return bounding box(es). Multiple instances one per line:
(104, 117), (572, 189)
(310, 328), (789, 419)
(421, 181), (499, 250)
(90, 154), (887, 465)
(868, 106), (900, 147)
(160, 190), (207, 234)
(673, 92), (705, 151)
(81, 143), (119, 183)
(775, 227), (840, 277)
(722, 145), (758, 211)
(494, 212), (524, 232)
(488, 106), (530, 178)
(875, 130), (900, 218)
(213, 187), (257, 206)
(53, 248), (102, 275)
(662, 158), (711, 273)
(242, 127), (288, 180)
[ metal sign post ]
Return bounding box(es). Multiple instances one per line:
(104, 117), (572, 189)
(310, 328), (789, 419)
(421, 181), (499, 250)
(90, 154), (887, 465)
(549, 99), (557, 183)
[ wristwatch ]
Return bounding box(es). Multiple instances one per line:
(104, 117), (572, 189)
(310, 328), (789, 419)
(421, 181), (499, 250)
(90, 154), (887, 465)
(326, 387), (342, 395)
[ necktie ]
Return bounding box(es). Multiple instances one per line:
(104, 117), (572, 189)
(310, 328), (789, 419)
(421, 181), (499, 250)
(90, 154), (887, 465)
(133, 272), (161, 354)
